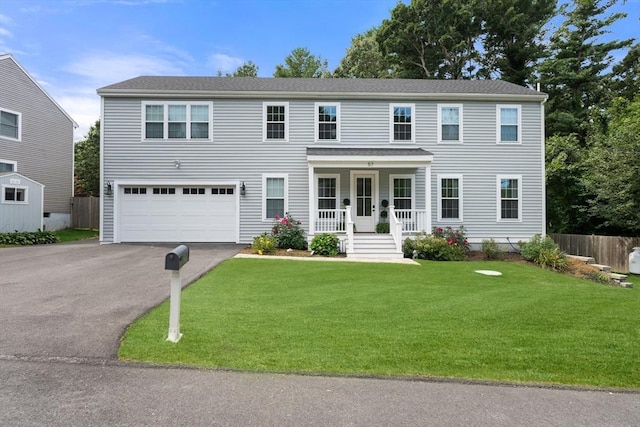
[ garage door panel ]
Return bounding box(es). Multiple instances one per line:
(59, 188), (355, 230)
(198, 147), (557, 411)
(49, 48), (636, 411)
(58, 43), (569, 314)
(119, 186), (237, 242)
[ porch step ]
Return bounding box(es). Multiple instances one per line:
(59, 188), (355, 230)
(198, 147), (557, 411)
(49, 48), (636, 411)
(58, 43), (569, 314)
(348, 234), (403, 260)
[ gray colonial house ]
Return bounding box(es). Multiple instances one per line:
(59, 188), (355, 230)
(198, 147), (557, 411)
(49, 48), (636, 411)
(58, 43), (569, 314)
(97, 77), (546, 258)
(0, 54), (77, 231)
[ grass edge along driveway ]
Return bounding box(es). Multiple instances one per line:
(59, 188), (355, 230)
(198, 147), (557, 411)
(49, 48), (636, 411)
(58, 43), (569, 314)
(119, 258), (639, 389)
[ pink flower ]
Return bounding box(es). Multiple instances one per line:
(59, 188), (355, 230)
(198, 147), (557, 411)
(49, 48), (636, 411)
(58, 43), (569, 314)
(275, 215), (280, 220)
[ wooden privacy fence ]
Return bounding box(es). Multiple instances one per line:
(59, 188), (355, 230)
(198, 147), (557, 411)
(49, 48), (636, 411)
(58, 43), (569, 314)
(71, 196), (99, 230)
(550, 233), (640, 273)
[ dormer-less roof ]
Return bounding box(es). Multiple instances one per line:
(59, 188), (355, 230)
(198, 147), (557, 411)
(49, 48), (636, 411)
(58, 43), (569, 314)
(97, 76), (547, 102)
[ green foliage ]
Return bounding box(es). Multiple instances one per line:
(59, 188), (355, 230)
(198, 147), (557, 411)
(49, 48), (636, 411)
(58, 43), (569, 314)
(432, 226), (470, 252)
(519, 234), (568, 271)
(251, 232), (276, 254)
(274, 47), (330, 78)
(221, 60), (259, 77)
(54, 228), (98, 242)
(334, 27), (392, 78)
(0, 230), (59, 245)
(74, 120), (100, 196)
(612, 43), (640, 101)
(481, 238), (506, 260)
(375, 222), (390, 234)
(404, 232), (466, 261)
(310, 233), (340, 256)
(272, 213), (307, 250)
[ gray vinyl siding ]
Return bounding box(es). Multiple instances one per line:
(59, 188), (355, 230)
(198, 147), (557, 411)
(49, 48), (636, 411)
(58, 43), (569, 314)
(0, 173), (43, 232)
(101, 96), (543, 243)
(0, 58), (74, 216)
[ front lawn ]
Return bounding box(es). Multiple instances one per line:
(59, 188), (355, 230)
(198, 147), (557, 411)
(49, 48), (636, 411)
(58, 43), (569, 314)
(54, 228), (98, 242)
(119, 258), (639, 389)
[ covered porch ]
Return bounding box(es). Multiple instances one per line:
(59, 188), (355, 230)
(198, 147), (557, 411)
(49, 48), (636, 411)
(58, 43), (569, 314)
(307, 147), (434, 258)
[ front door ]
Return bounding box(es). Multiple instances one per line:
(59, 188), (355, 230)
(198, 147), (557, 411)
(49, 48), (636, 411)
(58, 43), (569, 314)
(353, 173), (376, 232)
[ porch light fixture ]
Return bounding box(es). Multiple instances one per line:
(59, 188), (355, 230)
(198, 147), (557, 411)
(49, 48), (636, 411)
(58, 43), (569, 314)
(240, 181), (246, 196)
(104, 181), (113, 196)
(174, 160), (181, 169)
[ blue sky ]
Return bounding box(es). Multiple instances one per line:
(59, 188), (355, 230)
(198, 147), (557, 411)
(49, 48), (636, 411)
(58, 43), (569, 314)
(1, 0), (638, 141)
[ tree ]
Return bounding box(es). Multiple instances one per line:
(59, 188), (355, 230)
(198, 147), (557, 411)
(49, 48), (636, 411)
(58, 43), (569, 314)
(539, 0), (632, 140)
(273, 47), (329, 78)
(612, 43), (640, 101)
(334, 27), (392, 78)
(583, 97), (640, 236)
(377, 0), (481, 79)
(74, 120), (100, 196)
(216, 61), (259, 77)
(479, 0), (556, 86)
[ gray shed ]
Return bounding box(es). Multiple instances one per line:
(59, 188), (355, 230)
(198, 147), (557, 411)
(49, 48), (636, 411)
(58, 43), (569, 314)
(0, 172), (44, 232)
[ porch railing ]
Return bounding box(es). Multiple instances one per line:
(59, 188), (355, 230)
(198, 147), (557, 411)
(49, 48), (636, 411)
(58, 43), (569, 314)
(388, 206), (403, 253)
(315, 209), (347, 233)
(345, 206), (354, 255)
(395, 209), (428, 233)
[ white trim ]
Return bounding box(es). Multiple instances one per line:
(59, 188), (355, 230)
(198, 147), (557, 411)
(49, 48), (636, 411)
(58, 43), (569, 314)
(99, 96), (105, 243)
(437, 174), (463, 222)
(425, 166), (432, 232)
(437, 104), (463, 144)
(315, 173), (341, 211)
(0, 159), (18, 172)
(496, 104), (522, 144)
(262, 101), (289, 142)
(308, 165), (315, 235)
(496, 175), (522, 222)
(314, 102), (340, 143)
(1, 184), (28, 204)
(140, 101), (213, 142)
(389, 103), (416, 143)
(540, 99), (547, 235)
(389, 174), (415, 211)
(0, 108), (22, 142)
(262, 173), (288, 221)
(307, 154), (433, 169)
(350, 170), (379, 232)
(0, 54), (78, 128)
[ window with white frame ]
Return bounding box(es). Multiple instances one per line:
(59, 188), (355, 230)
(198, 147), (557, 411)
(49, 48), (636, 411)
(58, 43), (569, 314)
(497, 105), (521, 143)
(142, 102), (212, 140)
(497, 175), (522, 221)
(317, 176), (338, 210)
(438, 104), (462, 143)
(263, 102), (288, 141)
(263, 175), (287, 219)
(391, 176), (413, 210)
(0, 159), (17, 172)
(438, 175), (462, 221)
(315, 103), (339, 141)
(0, 109), (21, 141)
(2, 185), (27, 203)
(390, 104), (415, 142)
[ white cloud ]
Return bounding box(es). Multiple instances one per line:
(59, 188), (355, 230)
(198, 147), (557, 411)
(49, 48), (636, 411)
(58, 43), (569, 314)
(0, 28), (13, 38)
(56, 93), (101, 142)
(208, 53), (244, 73)
(0, 14), (12, 24)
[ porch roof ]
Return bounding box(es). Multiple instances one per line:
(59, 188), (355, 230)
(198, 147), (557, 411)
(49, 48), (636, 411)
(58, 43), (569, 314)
(307, 147), (433, 168)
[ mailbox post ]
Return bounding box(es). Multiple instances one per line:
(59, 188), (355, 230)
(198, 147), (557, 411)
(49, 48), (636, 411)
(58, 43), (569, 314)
(165, 245), (190, 343)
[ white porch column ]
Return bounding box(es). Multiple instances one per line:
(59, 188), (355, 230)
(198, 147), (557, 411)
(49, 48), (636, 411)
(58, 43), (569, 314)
(425, 165), (432, 233)
(308, 164), (315, 236)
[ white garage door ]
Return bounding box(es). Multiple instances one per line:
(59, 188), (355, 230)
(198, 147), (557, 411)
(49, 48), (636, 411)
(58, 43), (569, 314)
(119, 185), (237, 242)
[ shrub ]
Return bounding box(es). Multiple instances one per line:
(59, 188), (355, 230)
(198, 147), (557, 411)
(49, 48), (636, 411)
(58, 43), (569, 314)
(0, 230), (59, 245)
(481, 238), (506, 260)
(310, 233), (340, 256)
(272, 213), (307, 250)
(376, 222), (390, 233)
(519, 234), (568, 271)
(403, 236), (418, 258)
(404, 232), (466, 261)
(251, 232), (276, 255)
(432, 226), (470, 253)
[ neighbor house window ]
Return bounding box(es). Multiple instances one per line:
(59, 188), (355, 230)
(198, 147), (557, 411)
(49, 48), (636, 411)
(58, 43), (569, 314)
(497, 105), (521, 143)
(497, 175), (522, 221)
(391, 176), (413, 210)
(438, 104), (462, 143)
(142, 102), (212, 140)
(438, 175), (463, 221)
(263, 174), (288, 219)
(2, 185), (27, 204)
(317, 176), (338, 210)
(390, 104), (415, 142)
(0, 109), (21, 141)
(0, 159), (17, 172)
(263, 102), (289, 141)
(315, 103), (340, 141)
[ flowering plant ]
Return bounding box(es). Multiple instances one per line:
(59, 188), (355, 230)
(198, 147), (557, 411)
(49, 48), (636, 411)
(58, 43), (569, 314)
(432, 225), (470, 252)
(272, 213), (307, 250)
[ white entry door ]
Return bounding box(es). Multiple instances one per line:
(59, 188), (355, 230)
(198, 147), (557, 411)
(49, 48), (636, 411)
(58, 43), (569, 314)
(353, 173), (376, 232)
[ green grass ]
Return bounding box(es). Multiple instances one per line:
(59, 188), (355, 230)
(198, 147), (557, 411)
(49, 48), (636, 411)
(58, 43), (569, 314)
(119, 259), (640, 389)
(54, 228), (98, 242)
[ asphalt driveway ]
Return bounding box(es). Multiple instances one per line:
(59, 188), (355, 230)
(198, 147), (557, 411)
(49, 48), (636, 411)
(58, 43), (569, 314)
(0, 241), (241, 359)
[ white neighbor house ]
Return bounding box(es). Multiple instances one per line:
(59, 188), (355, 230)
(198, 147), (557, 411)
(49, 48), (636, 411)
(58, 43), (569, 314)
(97, 77), (546, 258)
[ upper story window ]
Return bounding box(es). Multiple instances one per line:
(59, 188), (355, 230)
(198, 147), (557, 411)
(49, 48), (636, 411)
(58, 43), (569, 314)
(390, 104), (415, 143)
(315, 103), (340, 142)
(142, 102), (212, 141)
(263, 102), (289, 142)
(497, 175), (522, 221)
(497, 105), (521, 144)
(0, 159), (17, 172)
(438, 104), (462, 143)
(0, 109), (21, 141)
